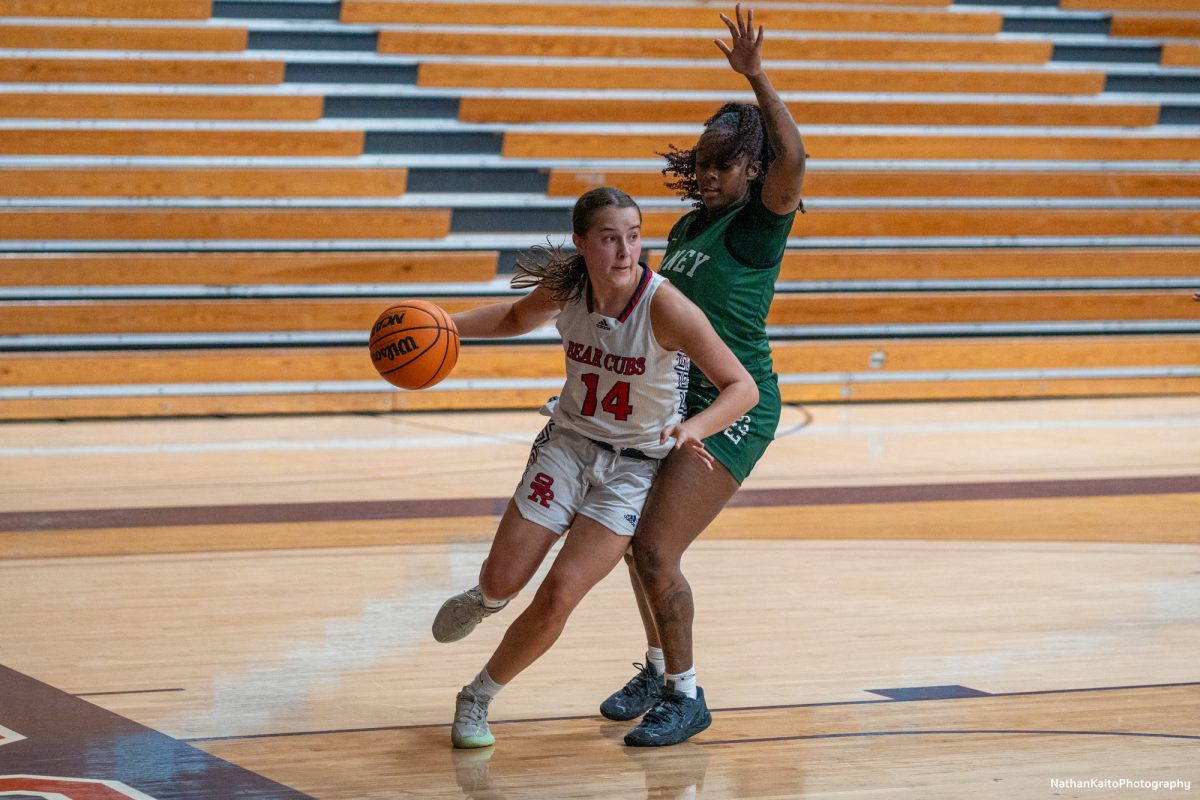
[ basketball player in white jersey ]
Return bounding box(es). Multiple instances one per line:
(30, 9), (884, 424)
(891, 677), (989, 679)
(433, 187), (758, 748)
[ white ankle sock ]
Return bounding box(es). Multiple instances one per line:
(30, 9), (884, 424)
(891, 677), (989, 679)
(666, 667), (697, 699)
(479, 587), (507, 611)
(646, 646), (665, 676)
(468, 668), (505, 700)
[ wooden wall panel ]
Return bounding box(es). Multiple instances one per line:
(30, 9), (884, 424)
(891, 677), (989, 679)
(380, 30), (1050, 63)
(503, 132), (1200, 161)
(1162, 43), (1200, 66)
(2, 0), (211, 19)
(0, 58), (283, 84)
(757, 248), (1200, 280)
(344, 2), (1002, 34)
(2, 292), (1190, 335)
(0, 168), (406, 197)
(1111, 14), (1200, 37)
(4, 338), (1195, 388)
(464, 97), (1158, 127)
(0, 208), (450, 241)
(638, 207), (1200, 239)
(1065, 0), (1200, 8)
(0, 93), (321, 121)
(419, 63), (1102, 95)
(0, 24), (245, 50)
(0, 129), (363, 157)
(0, 251), (497, 286)
(549, 169), (1200, 198)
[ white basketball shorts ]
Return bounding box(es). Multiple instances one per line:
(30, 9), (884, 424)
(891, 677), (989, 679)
(512, 421), (661, 537)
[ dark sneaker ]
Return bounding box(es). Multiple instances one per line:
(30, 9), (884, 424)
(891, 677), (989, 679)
(623, 686), (712, 747)
(433, 586), (507, 644)
(600, 662), (662, 721)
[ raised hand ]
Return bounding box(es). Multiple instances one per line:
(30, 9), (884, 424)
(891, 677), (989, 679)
(715, 4), (764, 77)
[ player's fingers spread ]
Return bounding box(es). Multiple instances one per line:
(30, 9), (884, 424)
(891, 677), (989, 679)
(715, 39), (732, 56)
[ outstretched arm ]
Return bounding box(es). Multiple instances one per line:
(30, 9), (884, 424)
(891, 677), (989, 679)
(451, 285), (562, 339)
(716, 3), (806, 215)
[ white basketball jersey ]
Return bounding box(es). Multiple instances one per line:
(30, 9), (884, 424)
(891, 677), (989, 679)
(552, 267), (689, 458)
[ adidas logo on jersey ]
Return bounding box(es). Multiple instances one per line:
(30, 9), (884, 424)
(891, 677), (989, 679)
(595, 318), (612, 331)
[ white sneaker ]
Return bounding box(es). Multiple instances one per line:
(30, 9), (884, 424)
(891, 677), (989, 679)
(433, 586), (507, 643)
(452, 687), (495, 749)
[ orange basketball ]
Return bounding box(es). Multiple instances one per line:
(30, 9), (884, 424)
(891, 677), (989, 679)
(369, 300), (459, 390)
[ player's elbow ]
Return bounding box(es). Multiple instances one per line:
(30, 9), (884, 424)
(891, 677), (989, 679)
(745, 380), (760, 412)
(735, 376), (759, 415)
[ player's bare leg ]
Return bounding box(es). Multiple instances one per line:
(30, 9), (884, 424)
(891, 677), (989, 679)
(600, 555), (667, 721)
(484, 515), (631, 684)
(624, 447), (739, 745)
(433, 500), (558, 643)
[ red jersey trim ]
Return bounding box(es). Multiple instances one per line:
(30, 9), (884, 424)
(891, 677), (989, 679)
(617, 266), (653, 323)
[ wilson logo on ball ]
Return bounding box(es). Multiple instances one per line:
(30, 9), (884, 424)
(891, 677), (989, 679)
(372, 336), (419, 362)
(368, 300), (460, 390)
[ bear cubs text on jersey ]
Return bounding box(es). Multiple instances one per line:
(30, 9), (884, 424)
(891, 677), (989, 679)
(565, 339), (646, 377)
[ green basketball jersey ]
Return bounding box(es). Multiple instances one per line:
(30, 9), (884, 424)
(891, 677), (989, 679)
(657, 194), (794, 383)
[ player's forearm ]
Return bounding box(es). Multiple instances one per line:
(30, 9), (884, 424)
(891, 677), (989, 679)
(684, 376), (760, 440)
(746, 71), (805, 170)
(451, 302), (523, 339)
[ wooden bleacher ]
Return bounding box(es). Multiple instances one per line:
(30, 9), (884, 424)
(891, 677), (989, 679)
(0, 0), (1197, 420)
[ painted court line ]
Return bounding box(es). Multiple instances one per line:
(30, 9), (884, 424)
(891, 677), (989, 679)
(2, 474), (1197, 533)
(182, 679), (1200, 744)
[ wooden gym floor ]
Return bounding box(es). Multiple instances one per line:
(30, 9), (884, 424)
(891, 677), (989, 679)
(0, 395), (1198, 799)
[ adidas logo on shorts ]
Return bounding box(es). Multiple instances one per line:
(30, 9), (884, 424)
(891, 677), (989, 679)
(624, 513), (639, 526)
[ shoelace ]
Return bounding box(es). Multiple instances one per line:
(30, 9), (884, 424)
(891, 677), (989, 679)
(622, 662), (657, 696)
(641, 693), (684, 726)
(458, 695), (489, 725)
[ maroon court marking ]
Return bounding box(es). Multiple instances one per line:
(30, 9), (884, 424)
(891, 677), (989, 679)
(2, 475), (1197, 533)
(0, 665), (313, 799)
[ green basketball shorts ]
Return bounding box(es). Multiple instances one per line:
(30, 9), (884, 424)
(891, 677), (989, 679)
(685, 373), (781, 485)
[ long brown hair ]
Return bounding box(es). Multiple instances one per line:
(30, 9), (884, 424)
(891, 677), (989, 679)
(511, 187), (641, 302)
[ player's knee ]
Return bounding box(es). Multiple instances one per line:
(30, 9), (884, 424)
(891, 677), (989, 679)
(631, 538), (669, 583)
(478, 563), (524, 602)
(532, 576), (583, 624)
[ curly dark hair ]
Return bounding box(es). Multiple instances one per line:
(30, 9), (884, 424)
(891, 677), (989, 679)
(510, 187), (640, 302)
(660, 102), (773, 209)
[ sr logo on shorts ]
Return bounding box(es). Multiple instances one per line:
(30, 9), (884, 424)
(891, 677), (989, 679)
(527, 472), (555, 508)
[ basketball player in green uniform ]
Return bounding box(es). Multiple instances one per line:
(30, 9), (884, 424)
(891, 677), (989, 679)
(602, 4), (807, 746)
